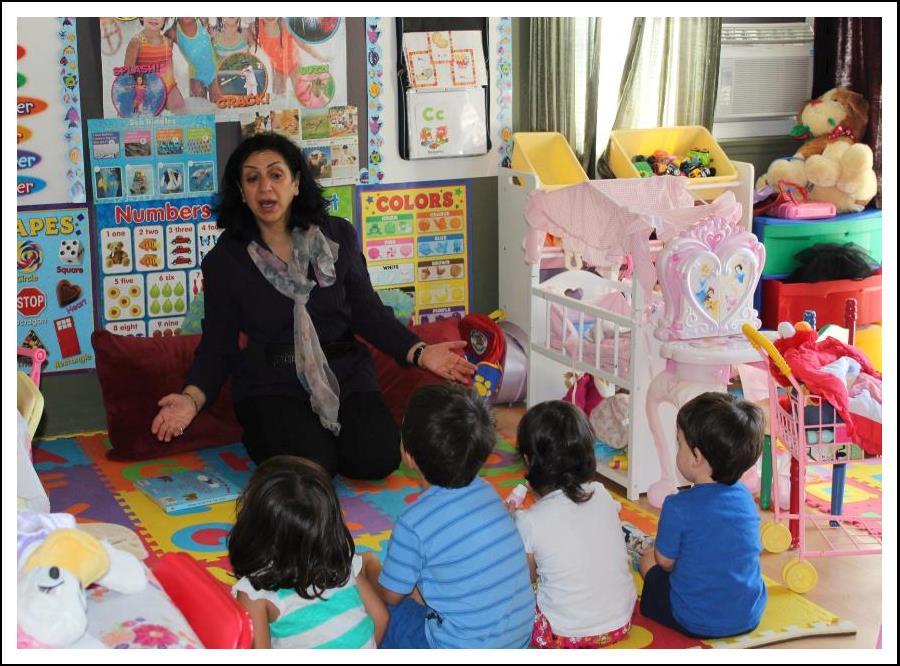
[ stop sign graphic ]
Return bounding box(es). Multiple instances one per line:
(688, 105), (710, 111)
(17, 287), (46, 317)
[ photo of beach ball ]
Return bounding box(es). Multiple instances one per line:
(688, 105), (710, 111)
(287, 17), (341, 43)
(17, 240), (43, 273)
(111, 71), (166, 118)
(216, 53), (268, 98)
(295, 71), (335, 109)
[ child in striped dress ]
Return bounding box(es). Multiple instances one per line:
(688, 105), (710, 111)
(228, 456), (387, 648)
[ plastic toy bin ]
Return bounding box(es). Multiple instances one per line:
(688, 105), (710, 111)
(609, 125), (736, 195)
(752, 210), (883, 276)
(511, 132), (588, 188)
(761, 271), (882, 329)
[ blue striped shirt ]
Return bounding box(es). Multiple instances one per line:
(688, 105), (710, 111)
(380, 477), (534, 648)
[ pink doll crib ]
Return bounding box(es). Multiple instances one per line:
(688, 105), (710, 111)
(644, 214), (770, 508)
(522, 174), (754, 500)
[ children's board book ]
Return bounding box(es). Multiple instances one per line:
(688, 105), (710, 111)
(134, 467), (241, 513)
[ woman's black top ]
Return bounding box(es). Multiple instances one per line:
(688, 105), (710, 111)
(186, 215), (420, 404)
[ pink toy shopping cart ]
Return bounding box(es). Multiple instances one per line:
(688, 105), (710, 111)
(742, 321), (881, 593)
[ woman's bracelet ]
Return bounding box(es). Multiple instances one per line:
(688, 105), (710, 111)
(411, 342), (427, 368)
(182, 391), (200, 414)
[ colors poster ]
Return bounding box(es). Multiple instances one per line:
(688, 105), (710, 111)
(358, 181), (470, 324)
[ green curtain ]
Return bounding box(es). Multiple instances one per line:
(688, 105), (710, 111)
(523, 18), (602, 177)
(598, 18), (722, 177)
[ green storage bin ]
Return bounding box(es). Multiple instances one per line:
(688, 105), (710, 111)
(752, 210), (882, 276)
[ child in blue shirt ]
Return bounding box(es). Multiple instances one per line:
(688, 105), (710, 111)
(638, 392), (768, 638)
(362, 383), (534, 648)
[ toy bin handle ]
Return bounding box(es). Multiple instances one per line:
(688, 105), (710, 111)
(742, 324), (793, 378)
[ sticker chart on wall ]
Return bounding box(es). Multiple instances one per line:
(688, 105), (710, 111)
(87, 114), (217, 203)
(94, 197), (221, 337)
(239, 104), (359, 186)
(17, 207), (96, 373)
(358, 181), (470, 324)
(98, 18), (347, 122)
(16, 17), (87, 204)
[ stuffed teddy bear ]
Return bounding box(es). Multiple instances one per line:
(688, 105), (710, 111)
(804, 141), (879, 214)
(757, 88), (877, 213)
(790, 87), (870, 159)
(17, 527), (147, 648)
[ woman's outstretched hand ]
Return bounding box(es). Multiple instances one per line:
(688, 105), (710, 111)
(151, 392), (199, 442)
(418, 340), (477, 384)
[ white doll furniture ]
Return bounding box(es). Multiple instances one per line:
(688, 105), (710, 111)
(645, 214), (766, 507)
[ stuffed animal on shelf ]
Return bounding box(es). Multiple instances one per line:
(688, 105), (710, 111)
(790, 87), (870, 159)
(758, 88), (878, 213)
(803, 141), (878, 214)
(17, 527), (147, 648)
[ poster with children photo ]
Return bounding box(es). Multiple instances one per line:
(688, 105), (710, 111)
(99, 18), (348, 122)
(110, 72), (166, 118)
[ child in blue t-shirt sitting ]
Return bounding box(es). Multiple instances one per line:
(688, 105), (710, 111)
(638, 392), (768, 638)
(362, 383), (535, 648)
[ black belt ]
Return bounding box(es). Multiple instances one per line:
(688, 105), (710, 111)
(245, 338), (357, 368)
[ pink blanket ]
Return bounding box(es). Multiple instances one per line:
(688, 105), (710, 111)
(524, 177), (742, 293)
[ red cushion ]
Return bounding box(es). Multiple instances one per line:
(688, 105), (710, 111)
(92, 330), (243, 461)
(92, 318), (464, 460)
(368, 317), (465, 425)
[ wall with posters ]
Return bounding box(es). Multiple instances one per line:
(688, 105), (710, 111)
(16, 18), (87, 205)
(27, 16), (505, 436)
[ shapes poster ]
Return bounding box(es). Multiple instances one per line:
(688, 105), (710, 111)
(94, 196), (222, 337)
(87, 114), (217, 204)
(358, 181), (470, 324)
(98, 18), (346, 123)
(16, 17), (86, 204)
(17, 207), (95, 374)
(239, 104), (359, 186)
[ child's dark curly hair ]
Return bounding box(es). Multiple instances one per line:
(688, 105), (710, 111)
(516, 400), (596, 503)
(228, 455), (353, 599)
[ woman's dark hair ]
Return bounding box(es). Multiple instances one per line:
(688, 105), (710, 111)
(216, 132), (329, 238)
(676, 392), (765, 485)
(516, 400), (596, 503)
(228, 455), (353, 599)
(401, 383), (496, 488)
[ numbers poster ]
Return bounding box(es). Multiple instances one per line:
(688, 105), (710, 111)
(94, 196), (221, 337)
(17, 206), (95, 373)
(358, 181), (470, 324)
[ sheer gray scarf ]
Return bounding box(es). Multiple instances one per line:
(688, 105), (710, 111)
(247, 226), (342, 434)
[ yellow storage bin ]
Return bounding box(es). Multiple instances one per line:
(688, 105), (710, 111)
(511, 132), (588, 189)
(608, 125), (736, 196)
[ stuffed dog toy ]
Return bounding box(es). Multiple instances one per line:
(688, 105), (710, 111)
(17, 528), (146, 648)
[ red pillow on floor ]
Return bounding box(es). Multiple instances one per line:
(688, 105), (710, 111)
(92, 330), (243, 461)
(368, 317), (465, 425)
